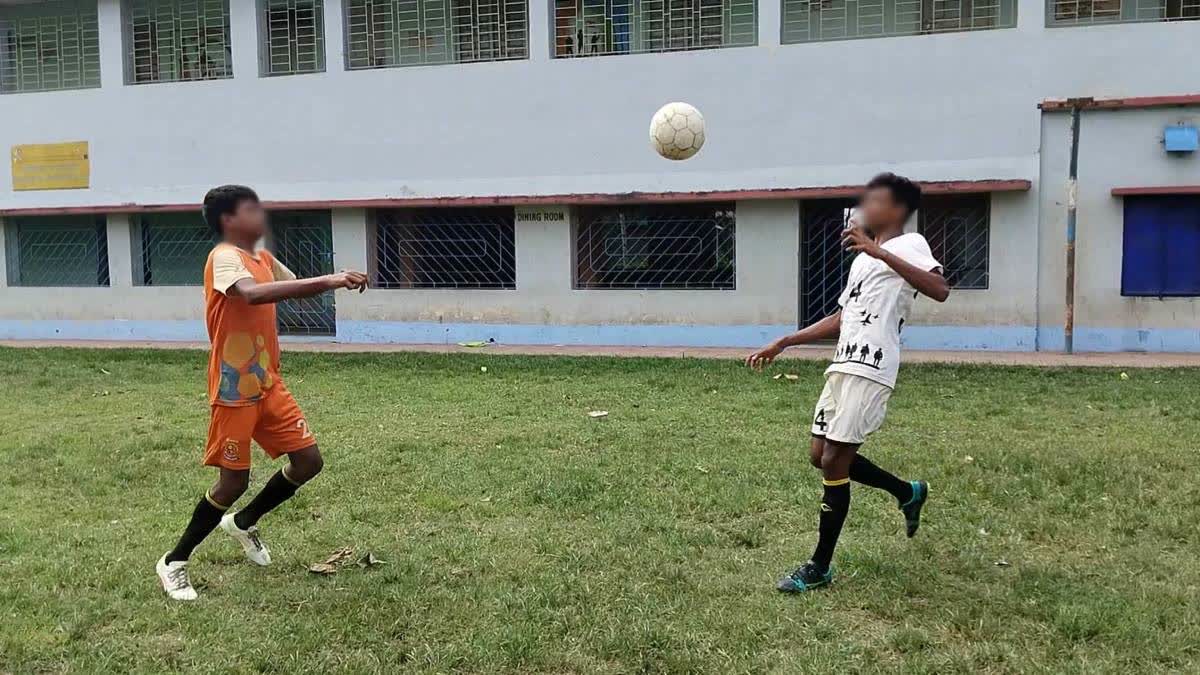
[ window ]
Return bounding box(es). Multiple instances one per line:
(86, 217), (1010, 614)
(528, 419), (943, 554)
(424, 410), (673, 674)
(1121, 195), (1200, 297)
(133, 213), (215, 286)
(1049, 0), (1197, 25)
(0, 0), (100, 94)
(4, 216), (109, 287)
(554, 0), (756, 57)
(259, 0), (325, 76)
(344, 0), (527, 69)
(372, 208), (516, 288)
(782, 0), (1015, 43)
(124, 0), (232, 84)
(919, 195), (989, 290)
(574, 203), (735, 289)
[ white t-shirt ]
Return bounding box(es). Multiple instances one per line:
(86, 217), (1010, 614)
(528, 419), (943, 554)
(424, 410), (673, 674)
(825, 233), (941, 389)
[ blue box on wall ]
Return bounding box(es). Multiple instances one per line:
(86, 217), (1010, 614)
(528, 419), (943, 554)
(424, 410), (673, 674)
(1165, 125), (1199, 153)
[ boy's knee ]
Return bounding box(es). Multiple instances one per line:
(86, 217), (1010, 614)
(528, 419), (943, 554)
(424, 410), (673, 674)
(212, 471), (249, 505)
(809, 447), (823, 469)
(287, 446), (323, 484)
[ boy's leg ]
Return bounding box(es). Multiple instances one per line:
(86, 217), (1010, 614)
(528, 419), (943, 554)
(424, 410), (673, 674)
(165, 468), (249, 563)
(849, 454), (914, 505)
(220, 383), (323, 564)
(234, 444), (322, 530)
(810, 438), (857, 572)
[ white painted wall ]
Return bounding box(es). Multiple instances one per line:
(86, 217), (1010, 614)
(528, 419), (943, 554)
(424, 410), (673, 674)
(1, 0), (1197, 210)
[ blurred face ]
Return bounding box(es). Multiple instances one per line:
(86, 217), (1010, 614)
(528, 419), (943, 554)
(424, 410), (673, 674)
(859, 186), (907, 233)
(222, 199), (267, 241)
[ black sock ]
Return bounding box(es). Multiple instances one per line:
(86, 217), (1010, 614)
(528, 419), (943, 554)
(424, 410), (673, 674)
(234, 469), (301, 529)
(810, 478), (851, 572)
(850, 454), (913, 505)
(165, 492), (228, 563)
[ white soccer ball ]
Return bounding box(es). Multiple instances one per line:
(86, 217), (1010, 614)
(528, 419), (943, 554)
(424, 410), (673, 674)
(649, 102), (705, 161)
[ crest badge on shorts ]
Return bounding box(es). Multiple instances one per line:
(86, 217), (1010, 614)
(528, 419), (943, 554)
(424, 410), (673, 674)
(222, 439), (240, 463)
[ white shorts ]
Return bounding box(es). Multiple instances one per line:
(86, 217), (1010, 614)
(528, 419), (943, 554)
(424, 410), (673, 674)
(811, 372), (893, 445)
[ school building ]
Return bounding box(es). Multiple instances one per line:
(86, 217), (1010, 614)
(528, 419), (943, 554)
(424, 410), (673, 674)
(1, 0), (1198, 351)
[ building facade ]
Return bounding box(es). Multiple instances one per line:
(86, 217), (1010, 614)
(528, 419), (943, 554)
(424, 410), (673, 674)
(1, 0), (1198, 351)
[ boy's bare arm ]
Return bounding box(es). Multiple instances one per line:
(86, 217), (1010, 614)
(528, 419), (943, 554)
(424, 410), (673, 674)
(229, 271), (368, 305)
(745, 311), (841, 370)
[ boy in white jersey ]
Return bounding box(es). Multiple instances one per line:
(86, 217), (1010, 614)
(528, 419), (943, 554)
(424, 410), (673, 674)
(746, 173), (950, 592)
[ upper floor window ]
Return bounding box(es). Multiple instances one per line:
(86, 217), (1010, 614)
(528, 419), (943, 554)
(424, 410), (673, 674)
(574, 203), (736, 289)
(259, 0), (325, 76)
(782, 0), (1015, 43)
(1049, 0), (1197, 25)
(123, 0), (233, 84)
(554, 0), (756, 57)
(919, 194), (989, 290)
(4, 216), (109, 287)
(0, 0), (100, 94)
(344, 0), (527, 69)
(1121, 195), (1200, 297)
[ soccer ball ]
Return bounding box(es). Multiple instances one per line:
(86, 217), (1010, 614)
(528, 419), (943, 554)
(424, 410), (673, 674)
(649, 102), (705, 161)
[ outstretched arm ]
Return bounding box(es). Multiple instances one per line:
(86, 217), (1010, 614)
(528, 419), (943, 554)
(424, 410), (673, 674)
(229, 271), (368, 305)
(745, 311), (841, 370)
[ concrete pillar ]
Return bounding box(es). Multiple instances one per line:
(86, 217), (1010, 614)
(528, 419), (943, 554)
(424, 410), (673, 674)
(332, 208), (369, 272)
(105, 214), (133, 288)
(323, 0), (347, 75)
(1017, 0), (1044, 31)
(97, 0), (125, 87)
(515, 205), (572, 299)
(528, 0), (551, 60)
(229, 0), (260, 80)
(735, 199), (799, 327)
(758, 0), (782, 47)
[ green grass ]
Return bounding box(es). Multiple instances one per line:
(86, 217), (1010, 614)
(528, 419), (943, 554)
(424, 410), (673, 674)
(1, 347), (1199, 674)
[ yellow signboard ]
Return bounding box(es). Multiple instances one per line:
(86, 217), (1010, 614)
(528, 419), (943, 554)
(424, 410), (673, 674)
(11, 141), (90, 191)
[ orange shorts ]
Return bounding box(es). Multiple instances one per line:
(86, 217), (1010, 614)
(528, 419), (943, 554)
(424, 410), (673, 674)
(204, 381), (315, 470)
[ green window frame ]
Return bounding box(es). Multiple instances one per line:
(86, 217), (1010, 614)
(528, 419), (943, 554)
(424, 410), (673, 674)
(259, 0), (326, 76)
(782, 0), (1016, 43)
(4, 215), (110, 287)
(343, 0), (528, 69)
(133, 213), (215, 286)
(1048, 0), (1198, 26)
(123, 0), (233, 84)
(554, 0), (757, 57)
(0, 0), (101, 95)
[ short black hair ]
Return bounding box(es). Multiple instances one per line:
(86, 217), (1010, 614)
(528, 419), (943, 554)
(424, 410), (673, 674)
(866, 172), (921, 217)
(202, 185), (259, 235)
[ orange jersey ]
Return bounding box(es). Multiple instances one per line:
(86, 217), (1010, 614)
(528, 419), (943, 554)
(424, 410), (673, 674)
(203, 244), (295, 406)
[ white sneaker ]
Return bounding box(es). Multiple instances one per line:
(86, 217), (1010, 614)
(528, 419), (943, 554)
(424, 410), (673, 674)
(156, 554), (198, 601)
(220, 512), (272, 566)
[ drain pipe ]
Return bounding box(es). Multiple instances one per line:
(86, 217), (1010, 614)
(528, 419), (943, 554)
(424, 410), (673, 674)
(1064, 103), (1083, 354)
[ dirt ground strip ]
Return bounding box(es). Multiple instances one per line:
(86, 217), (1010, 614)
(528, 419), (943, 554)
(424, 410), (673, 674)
(2, 339), (1198, 368)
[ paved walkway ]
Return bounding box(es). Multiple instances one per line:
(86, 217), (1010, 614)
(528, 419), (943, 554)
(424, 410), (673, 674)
(2, 339), (1197, 367)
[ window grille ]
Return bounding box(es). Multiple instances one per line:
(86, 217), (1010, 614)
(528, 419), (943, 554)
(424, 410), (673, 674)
(260, 0), (325, 75)
(554, 0), (755, 57)
(344, 0), (527, 69)
(574, 204), (735, 289)
(134, 213), (215, 286)
(372, 208), (516, 288)
(782, 0), (1015, 43)
(919, 195), (989, 290)
(4, 216), (109, 287)
(1049, 0), (1197, 25)
(0, 0), (100, 94)
(124, 0), (232, 84)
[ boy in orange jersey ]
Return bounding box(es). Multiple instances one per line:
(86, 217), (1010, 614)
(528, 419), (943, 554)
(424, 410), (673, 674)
(157, 185), (367, 601)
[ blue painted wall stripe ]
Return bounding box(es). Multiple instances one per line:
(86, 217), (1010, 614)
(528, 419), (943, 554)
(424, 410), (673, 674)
(1, 319), (1198, 352)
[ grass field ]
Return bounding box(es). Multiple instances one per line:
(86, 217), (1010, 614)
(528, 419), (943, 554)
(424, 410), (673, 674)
(1, 347), (1198, 674)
